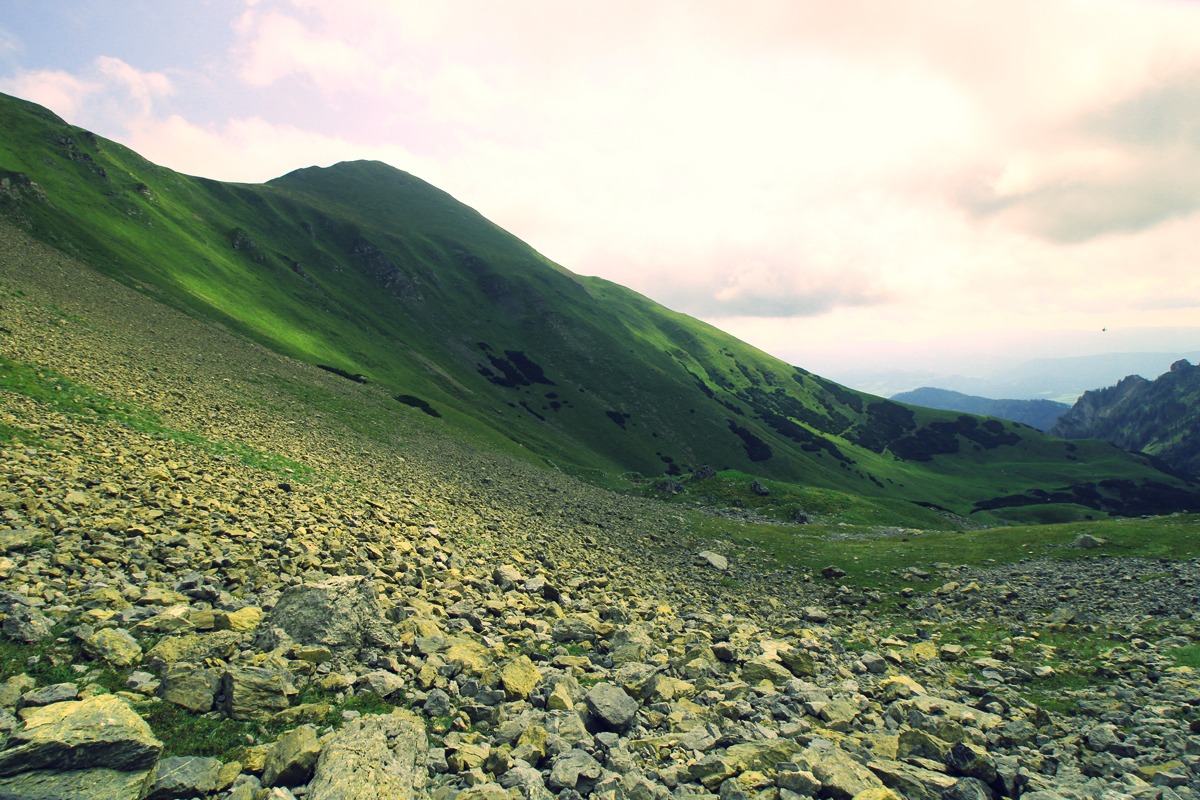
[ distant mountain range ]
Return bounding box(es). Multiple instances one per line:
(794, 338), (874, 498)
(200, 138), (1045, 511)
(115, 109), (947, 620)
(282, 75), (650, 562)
(1051, 360), (1200, 480)
(816, 351), (1200, 403)
(890, 388), (1069, 432)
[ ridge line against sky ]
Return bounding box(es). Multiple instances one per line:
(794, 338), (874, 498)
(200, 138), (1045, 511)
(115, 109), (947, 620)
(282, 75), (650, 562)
(2, 0), (1199, 381)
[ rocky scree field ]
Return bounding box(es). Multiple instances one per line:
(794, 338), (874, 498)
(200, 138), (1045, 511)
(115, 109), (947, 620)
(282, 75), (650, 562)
(2, 205), (1200, 800)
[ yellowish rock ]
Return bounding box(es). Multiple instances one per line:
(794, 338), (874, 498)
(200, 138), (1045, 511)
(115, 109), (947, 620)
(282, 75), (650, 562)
(546, 683), (574, 711)
(851, 788), (902, 800)
(223, 607), (263, 632)
(879, 675), (926, 701)
(500, 655), (541, 700)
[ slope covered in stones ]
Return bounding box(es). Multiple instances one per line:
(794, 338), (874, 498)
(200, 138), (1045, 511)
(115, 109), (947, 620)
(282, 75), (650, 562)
(4, 191), (1200, 800)
(2, 91), (1198, 520)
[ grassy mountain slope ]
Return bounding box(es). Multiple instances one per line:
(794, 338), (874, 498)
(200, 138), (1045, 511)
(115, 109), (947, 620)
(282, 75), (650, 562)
(891, 387), (1069, 432)
(2, 90), (1198, 520)
(1050, 360), (1200, 480)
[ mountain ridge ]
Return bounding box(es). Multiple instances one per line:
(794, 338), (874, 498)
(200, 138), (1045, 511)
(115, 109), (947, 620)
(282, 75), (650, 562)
(889, 387), (1069, 432)
(1, 90), (1198, 520)
(1050, 359), (1200, 480)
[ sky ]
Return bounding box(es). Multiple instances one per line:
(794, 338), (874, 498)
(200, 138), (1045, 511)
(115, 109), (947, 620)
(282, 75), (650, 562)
(2, 0), (1199, 391)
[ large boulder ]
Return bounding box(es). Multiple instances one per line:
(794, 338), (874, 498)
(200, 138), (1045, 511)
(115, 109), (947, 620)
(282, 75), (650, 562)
(262, 725), (321, 788)
(256, 576), (399, 662)
(158, 663), (221, 713)
(221, 666), (297, 720)
(82, 628), (142, 667)
(0, 694), (162, 777)
(307, 711), (427, 800)
(793, 742), (886, 800)
(585, 683), (639, 732)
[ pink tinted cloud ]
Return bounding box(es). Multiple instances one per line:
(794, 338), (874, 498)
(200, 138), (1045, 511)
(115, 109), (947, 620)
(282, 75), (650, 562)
(7, 0), (1200, 359)
(0, 69), (98, 118)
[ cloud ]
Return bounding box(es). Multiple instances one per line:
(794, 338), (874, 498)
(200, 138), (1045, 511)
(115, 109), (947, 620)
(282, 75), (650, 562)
(237, 10), (366, 89)
(94, 56), (173, 113)
(955, 69), (1200, 243)
(0, 25), (20, 58)
(0, 56), (171, 126)
(0, 69), (98, 118)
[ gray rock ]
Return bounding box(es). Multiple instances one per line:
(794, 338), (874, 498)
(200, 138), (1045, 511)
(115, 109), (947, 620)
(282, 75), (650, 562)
(0, 768), (154, 800)
(552, 617), (599, 643)
(0, 694), (162, 777)
(307, 711), (427, 800)
(1087, 724), (1120, 752)
(794, 742), (884, 799)
(360, 670), (405, 698)
(159, 663), (220, 713)
(777, 770), (822, 795)
(943, 777), (994, 800)
(696, 551), (729, 571)
(868, 758), (957, 800)
(16, 683), (79, 710)
(221, 666), (297, 720)
(255, 576), (399, 660)
(800, 607), (829, 624)
(493, 565), (522, 589)
(262, 725), (321, 788)
(547, 748), (603, 791)
(946, 741), (997, 784)
(424, 688), (454, 718)
(145, 756), (222, 800)
(585, 683), (639, 732)
(0, 591), (51, 644)
(860, 651), (888, 674)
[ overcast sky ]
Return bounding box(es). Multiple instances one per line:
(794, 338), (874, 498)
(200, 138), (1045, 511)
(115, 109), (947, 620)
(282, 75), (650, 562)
(3, 0), (1199, 382)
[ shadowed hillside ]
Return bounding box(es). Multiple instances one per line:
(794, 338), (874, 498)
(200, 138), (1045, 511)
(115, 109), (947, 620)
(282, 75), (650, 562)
(890, 387), (1069, 432)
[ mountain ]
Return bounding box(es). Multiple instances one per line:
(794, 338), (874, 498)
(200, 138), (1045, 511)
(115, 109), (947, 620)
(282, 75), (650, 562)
(1050, 359), (1200, 480)
(889, 388), (1070, 432)
(809, 351), (1200, 402)
(2, 90), (1199, 520)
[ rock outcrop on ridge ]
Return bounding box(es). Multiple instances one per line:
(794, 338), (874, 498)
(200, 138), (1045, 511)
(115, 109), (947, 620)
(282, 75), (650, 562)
(1050, 361), (1200, 479)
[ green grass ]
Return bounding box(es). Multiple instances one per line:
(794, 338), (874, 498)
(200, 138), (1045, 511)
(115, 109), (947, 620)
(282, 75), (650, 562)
(1171, 643), (1200, 670)
(0, 354), (313, 478)
(642, 469), (965, 529)
(685, 510), (1200, 590)
(0, 355), (149, 425)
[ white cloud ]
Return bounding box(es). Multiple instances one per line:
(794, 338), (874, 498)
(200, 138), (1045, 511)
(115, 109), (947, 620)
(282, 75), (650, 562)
(0, 69), (98, 119)
(94, 56), (173, 113)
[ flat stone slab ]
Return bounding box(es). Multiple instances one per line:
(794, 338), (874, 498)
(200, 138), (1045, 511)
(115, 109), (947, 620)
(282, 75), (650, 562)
(0, 694), (162, 777)
(0, 767), (153, 800)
